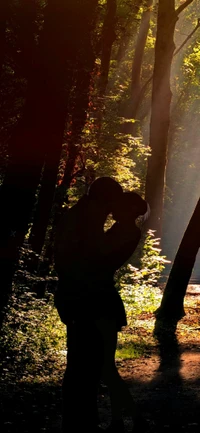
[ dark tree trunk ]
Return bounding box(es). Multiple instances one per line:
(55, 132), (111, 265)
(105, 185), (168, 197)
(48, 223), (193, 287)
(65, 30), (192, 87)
(145, 0), (195, 237)
(145, 0), (178, 238)
(45, 26), (98, 263)
(0, 0), (98, 326)
(131, 0), (153, 111)
(115, 0), (143, 64)
(155, 198), (200, 322)
(0, 0), (10, 76)
(122, 0), (153, 134)
(15, 0), (37, 77)
(29, 0), (98, 258)
(29, 63), (95, 258)
(28, 146), (62, 255)
(95, 0), (117, 134)
(98, 0), (117, 96)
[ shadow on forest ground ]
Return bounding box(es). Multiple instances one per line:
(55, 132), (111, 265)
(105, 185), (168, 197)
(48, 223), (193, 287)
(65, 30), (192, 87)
(1, 340), (200, 433)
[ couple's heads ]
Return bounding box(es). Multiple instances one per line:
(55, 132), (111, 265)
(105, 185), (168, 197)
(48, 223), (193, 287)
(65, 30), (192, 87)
(88, 177), (123, 207)
(113, 191), (148, 222)
(88, 177), (148, 221)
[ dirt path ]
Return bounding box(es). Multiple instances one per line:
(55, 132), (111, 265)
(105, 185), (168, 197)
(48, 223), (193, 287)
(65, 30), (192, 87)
(98, 286), (200, 432)
(96, 347), (200, 432)
(1, 286), (200, 433)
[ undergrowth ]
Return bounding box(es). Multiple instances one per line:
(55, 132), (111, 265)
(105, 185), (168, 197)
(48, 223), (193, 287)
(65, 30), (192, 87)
(0, 230), (167, 381)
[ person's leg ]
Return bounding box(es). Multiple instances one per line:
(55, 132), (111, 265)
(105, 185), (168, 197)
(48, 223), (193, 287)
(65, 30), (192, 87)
(62, 319), (103, 432)
(95, 318), (137, 431)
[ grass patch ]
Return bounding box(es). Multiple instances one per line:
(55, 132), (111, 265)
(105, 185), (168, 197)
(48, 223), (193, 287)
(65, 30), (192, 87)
(116, 340), (154, 359)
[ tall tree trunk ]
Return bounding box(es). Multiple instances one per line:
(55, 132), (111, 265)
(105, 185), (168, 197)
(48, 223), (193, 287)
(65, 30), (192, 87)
(29, 0), (98, 258)
(155, 198), (200, 322)
(98, 0), (117, 96)
(0, 0), (10, 77)
(145, 0), (195, 237)
(28, 145), (62, 255)
(15, 0), (37, 77)
(122, 0), (153, 134)
(115, 0), (143, 64)
(145, 0), (178, 238)
(95, 0), (117, 133)
(45, 41), (97, 264)
(0, 0), (98, 327)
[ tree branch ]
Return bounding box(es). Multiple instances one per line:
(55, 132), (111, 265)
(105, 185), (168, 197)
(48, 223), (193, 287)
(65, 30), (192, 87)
(139, 18), (200, 99)
(174, 18), (200, 55)
(176, 0), (194, 16)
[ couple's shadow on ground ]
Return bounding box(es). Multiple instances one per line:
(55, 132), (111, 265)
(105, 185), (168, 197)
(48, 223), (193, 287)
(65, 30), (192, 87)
(122, 321), (200, 433)
(1, 326), (200, 433)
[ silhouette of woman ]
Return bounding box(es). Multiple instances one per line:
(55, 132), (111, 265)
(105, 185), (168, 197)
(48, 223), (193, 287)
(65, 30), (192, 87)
(94, 191), (149, 433)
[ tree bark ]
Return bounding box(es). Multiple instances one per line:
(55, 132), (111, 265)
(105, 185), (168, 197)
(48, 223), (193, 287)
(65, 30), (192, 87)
(155, 198), (200, 322)
(98, 0), (117, 97)
(45, 42), (97, 263)
(122, 0), (153, 134)
(145, 0), (196, 237)
(0, 0), (10, 77)
(29, 1), (98, 258)
(95, 0), (117, 134)
(28, 146), (62, 255)
(115, 0), (143, 64)
(145, 0), (178, 237)
(15, 0), (37, 77)
(132, 17), (200, 126)
(0, 0), (98, 326)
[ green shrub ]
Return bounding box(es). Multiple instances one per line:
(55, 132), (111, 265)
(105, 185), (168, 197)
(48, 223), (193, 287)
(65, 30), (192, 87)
(0, 230), (168, 380)
(0, 289), (66, 383)
(115, 229), (168, 315)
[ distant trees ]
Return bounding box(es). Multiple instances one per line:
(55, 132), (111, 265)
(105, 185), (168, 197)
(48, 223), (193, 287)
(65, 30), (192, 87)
(145, 0), (195, 237)
(122, 0), (153, 134)
(98, 0), (117, 97)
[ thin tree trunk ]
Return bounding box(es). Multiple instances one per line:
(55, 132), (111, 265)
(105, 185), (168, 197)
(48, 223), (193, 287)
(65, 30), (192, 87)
(145, 0), (178, 237)
(95, 0), (117, 134)
(122, 0), (153, 134)
(115, 0), (143, 64)
(98, 0), (117, 97)
(155, 198), (200, 322)
(133, 18), (200, 126)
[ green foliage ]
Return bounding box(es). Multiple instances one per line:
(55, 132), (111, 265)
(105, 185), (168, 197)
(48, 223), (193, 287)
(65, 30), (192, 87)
(0, 229), (168, 381)
(2, 0), (200, 381)
(114, 230), (168, 359)
(183, 42), (200, 91)
(115, 230), (168, 316)
(0, 289), (66, 383)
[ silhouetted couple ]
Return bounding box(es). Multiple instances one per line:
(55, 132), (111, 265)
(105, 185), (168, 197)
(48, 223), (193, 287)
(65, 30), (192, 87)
(54, 177), (149, 433)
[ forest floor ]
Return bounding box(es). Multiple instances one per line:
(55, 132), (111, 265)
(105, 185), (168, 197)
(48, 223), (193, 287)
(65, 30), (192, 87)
(1, 285), (200, 433)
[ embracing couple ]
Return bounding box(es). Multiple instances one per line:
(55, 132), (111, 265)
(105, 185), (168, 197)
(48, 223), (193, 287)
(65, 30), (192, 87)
(54, 177), (150, 433)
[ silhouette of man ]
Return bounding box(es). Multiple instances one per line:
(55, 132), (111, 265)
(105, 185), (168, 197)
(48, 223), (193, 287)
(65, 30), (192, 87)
(54, 177), (123, 433)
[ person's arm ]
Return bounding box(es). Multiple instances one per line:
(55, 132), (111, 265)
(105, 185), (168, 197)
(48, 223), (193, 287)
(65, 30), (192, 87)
(103, 222), (141, 272)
